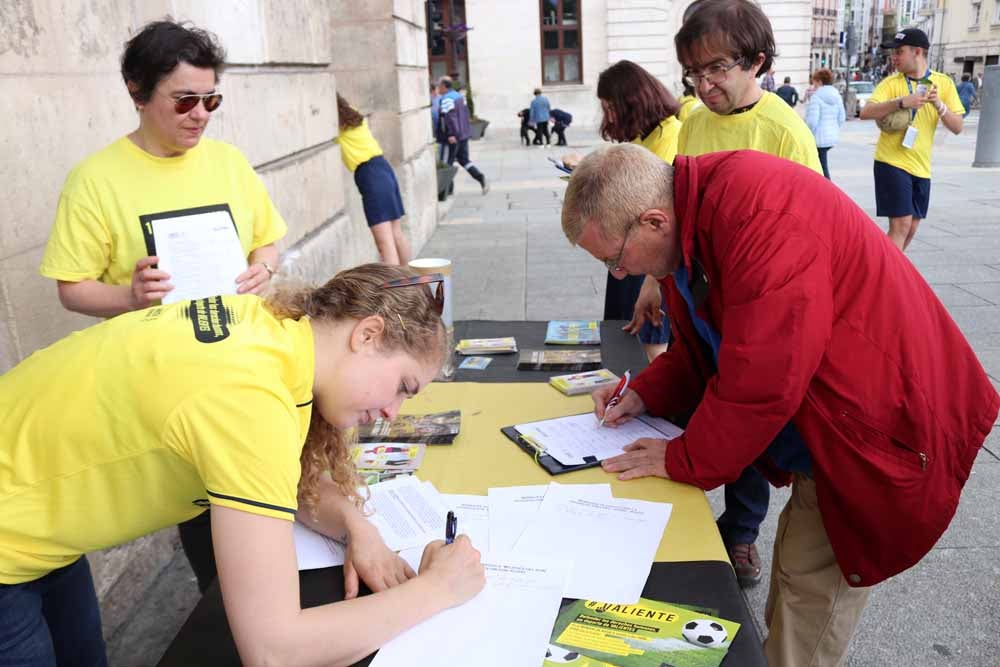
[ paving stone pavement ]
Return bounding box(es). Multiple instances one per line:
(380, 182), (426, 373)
(109, 115), (1000, 665)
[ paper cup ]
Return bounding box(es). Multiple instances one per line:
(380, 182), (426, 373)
(408, 258), (454, 330)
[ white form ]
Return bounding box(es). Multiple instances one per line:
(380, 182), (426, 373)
(363, 476), (448, 551)
(151, 209), (247, 304)
(292, 521), (346, 571)
(439, 493), (491, 553)
(515, 412), (684, 466)
(369, 554), (570, 667)
(512, 482), (672, 604)
(488, 483), (612, 552)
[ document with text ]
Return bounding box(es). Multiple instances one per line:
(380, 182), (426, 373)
(369, 554), (570, 667)
(515, 412), (684, 466)
(151, 208), (246, 304)
(292, 521), (346, 571)
(513, 482), (672, 603)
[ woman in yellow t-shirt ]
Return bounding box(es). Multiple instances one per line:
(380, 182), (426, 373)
(596, 60), (682, 361)
(336, 95), (411, 265)
(0, 264), (484, 665)
(41, 19), (286, 320)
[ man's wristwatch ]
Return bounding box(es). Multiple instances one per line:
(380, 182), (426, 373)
(260, 261), (277, 278)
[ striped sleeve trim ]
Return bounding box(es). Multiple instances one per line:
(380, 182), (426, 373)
(440, 98), (455, 114)
(206, 490), (297, 516)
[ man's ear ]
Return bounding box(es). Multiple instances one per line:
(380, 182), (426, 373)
(349, 315), (387, 352)
(639, 208), (672, 232)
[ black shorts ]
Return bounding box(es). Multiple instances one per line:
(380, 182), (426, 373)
(873, 160), (930, 219)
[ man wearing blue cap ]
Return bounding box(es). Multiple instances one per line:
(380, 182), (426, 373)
(860, 28), (964, 250)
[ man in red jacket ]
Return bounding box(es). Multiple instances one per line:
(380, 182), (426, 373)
(562, 144), (998, 666)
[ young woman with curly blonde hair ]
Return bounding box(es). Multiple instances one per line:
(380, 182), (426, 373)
(0, 263), (483, 666)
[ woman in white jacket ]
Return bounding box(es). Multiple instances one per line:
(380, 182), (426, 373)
(805, 69), (846, 179)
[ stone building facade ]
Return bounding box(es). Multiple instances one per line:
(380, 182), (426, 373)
(429, 0), (813, 131)
(0, 0), (437, 636)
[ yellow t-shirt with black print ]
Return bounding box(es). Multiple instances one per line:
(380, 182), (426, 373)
(335, 119), (384, 172)
(678, 91), (823, 173)
(634, 116), (682, 164)
(869, 70), (963, 179)
(40, 137), (287, 289)
(0, 295), (314, 584)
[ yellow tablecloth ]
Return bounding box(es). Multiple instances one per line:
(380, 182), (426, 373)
(402, 382), (728, 564)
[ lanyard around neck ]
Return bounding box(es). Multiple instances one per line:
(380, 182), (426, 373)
(904, 70), (931, 121)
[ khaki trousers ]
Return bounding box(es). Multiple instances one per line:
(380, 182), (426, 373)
(763, 475), (872, 666)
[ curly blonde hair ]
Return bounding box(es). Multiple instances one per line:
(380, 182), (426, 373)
(266, 263), (449, 511)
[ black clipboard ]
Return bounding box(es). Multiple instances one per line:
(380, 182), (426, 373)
(500, 425), (600, 475)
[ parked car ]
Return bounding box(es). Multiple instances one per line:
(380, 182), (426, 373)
(848, 81), (875, 117)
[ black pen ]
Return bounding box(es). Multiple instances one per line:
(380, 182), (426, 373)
(445, 510), (457, 545)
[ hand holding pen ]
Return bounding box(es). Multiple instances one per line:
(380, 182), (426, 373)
(594, 370), (646, 427)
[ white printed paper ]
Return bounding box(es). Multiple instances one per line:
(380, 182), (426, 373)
(515, 412), (684, 466)
(512, 482), (672, 603)
(292, 521), (346, 571)
(369, 554), (570, 667)
(364, 476), (448, 551)
(151, 208), (247, 304)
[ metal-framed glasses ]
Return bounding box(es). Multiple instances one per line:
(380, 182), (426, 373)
(164, 92), (224, 115)
(682, 58), (745, 88)
(603, 223), (636, 272)
(380, 273), (446, 315)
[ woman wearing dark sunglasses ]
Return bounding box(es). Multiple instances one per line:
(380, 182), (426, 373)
(40, 19), (285, 320)
(0, 264), (484, 666)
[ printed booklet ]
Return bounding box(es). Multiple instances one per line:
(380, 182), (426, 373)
(355, 410), (461, 445)
(543, 598), (741, 667)
(455, 337), (518, 355)
(545, 320), (602, 345)
(517, 349), (602, 372)
(549, 369), (620, 396)
(350, 442), (426, 472)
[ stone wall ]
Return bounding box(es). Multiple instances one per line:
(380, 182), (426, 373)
(0, 0), (437, 639)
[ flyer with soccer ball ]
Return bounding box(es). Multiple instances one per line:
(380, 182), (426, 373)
(543, 598), (741, 667)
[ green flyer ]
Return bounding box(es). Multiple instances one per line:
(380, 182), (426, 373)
(543, 598), (741, 667)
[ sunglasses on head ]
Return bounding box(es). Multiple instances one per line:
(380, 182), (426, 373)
(172, 93), (223, 115)
(380, 273), (445, 316)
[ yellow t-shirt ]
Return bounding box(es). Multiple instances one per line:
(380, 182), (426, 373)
(335, 120), (384, 172)
(677, 91), (823, 173)
(40, 137), (287, 288)
(0, 295), (314, 584)
(869, 71), (964, 179)
(677, 95), (701, 123)
(634, 116), (682, 164)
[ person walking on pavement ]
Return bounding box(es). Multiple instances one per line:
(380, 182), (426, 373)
(760, 67), (776, 92)
(859, 28), (963, 250)
(957, 73), (977, 116)
(562, 143), (998, 667)
(775, 76), (799, 106)
(805, 69), (846, 179)
(436, 77), (489, 194)
(549, 108), (573, 146)
(529, 88), (552, 146)
(628, 0), (822, 591)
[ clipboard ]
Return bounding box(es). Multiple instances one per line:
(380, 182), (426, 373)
(500, 426), (600, 476)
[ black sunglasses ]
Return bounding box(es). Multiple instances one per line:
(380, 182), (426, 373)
(380, 273), (445, 316)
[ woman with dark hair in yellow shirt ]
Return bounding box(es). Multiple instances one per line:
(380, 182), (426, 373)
(0, 264), (484, 666)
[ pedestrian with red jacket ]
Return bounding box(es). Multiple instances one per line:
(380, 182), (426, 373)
(561, 143), (998, 667)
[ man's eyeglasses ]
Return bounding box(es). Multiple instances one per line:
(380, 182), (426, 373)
(682, 58), (745, 88)
(380, 273), (445, 316)
(603, 223), (636, 272)
(170, 93), (224, 115)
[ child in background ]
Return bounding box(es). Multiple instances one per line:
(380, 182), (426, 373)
(336, 95), (410, 265)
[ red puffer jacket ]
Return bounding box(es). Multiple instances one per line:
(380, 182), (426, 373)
(629, 151), (998, 587)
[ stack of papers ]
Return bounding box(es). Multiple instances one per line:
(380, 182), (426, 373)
(515, 412), (684, 466)
(455, 337), (518, 355)
(549, 368), (620, 396)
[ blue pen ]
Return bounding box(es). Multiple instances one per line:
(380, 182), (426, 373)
(445, 510), (457, 545)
